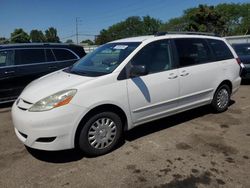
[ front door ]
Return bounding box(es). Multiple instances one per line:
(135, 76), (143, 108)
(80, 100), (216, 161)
(0, 49), (17, 103)
(127, 40), (179, 125)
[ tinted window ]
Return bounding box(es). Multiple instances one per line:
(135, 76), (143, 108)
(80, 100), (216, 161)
(174, 38), (212, 67)
(70, 46), (86, 57)
(207, 39), (234, 61)
(45, 49), (56, 62)
(233, 44), (250, 56)
(53, 49), (77, 61)
(15, 49), (45, 65)
(0, 50), (14, 67)
(131, 40), (172, 74)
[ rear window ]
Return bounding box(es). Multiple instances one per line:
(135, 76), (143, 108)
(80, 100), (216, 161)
(207, 39), (234, 61)
(15, 49), (45, 65)
(52, 49), (77, 61)
(70, 46), (86, 58)
(174, 38), (212, 67)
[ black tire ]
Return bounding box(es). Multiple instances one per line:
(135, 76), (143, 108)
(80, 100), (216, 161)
(78, 112), (123, 156)
(211, 84), (231, 113)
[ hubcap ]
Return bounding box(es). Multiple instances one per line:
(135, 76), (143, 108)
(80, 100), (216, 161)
(88, 118), (117, 149)
(217, 88), (229, 109)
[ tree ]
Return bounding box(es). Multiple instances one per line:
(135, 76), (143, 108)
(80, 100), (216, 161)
(0, 37), (9, 44)
(30, 30), (46, 42)
(142, 16), (162, 34)
(160, 17), (188, 31)
(65, 39), (74, 43)
(215, 3), (250, 35)
(184, 5), (227, 35)
(45, 27), (60, 42)
(10, 28), (30, 43)
(160, 3), (250, 36)
(95, 16), (162, 44)
(81, 39), (94, 45)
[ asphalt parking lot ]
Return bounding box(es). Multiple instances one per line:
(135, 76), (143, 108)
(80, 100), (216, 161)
(0, 82), (250, 188)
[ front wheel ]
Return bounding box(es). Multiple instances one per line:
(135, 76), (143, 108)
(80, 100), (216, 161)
(211, 85), (231, 113)
(78, 112), (123, 156)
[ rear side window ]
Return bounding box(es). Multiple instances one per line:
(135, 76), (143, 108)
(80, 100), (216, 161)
(0, 50), (14, 67)
(52, 49), (77, 61)
(207, 39), (234, 61)
(15, 49), (45, 65)
(174, 38), (212, 67)
(45, 49), (56, 62)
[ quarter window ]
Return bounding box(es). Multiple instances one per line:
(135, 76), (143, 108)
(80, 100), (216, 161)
(207, 39), (234, 61)
(0, 50), (14, 67)
(52, 49), (77, 61)
(174, 38), (212, 67)
(15, 49), (45, 65)
(131, 40), (172, 74)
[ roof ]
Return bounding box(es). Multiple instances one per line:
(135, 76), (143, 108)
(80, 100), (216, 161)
(0, 43), (82, 50)
(111, 34), (223, 43)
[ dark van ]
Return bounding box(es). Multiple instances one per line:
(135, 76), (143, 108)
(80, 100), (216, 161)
(0, 43), (86, 104)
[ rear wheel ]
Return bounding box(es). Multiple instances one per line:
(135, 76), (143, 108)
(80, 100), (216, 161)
(211, 84), (231, 113)
(78, 112), (123, 156)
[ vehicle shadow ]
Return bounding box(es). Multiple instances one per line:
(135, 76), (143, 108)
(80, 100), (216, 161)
(26, 147), (85, 163)
(0, 102), (13, 109)
(241, 79), (250, 85)
(125, 101), (235, 141)
(26, 101), (235, 163)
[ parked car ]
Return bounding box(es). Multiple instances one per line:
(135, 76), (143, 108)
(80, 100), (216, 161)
(12, 33), (241, 156)
(0, 43), (86, 104)
(232, 43), (250, 79)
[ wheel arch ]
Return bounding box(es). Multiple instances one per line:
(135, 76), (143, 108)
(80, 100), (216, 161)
(217, 80), (232, 94)
(74, 104), (128, 148)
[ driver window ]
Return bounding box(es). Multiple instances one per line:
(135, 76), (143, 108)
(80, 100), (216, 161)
(130, 40), (172, 74)
(0, 50), (14, 67)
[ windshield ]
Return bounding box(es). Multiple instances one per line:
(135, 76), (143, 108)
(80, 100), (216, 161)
(66, 42), (140, 76)
(233, 44), (250, 56)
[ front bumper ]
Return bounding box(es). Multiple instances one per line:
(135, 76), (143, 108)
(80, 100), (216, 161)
(11, 101), (87, 151)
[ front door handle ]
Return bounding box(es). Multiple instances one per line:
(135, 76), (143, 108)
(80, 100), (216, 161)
(180, 73), (189, 76)
(4, 70), (15, 74)
(180, 70), (189, 77)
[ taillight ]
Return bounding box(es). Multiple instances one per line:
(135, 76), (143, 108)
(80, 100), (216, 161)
(236, 58), (241, 65)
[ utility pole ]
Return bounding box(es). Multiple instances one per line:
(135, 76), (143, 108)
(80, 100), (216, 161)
(76, 17), (79, 44)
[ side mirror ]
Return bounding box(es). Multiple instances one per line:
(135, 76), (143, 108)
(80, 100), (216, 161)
(130, 65), (148, 78)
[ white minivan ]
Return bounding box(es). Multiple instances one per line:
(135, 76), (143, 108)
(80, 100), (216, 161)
(12, 33), (242, 156)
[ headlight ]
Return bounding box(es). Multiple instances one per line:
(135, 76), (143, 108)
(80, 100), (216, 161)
(28, 89), (77, 112)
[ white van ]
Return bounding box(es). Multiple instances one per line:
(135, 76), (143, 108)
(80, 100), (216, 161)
(12, 33), (242, 156)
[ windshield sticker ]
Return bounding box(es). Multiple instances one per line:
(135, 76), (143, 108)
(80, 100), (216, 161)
(113, 45), (128, 50)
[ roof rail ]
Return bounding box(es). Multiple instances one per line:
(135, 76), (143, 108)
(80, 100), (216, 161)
(155, 31), (219, 37)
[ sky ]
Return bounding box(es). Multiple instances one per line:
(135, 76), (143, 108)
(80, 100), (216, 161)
(1, 0), (248, 42)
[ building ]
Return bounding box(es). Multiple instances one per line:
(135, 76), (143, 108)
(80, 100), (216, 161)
(224, 35), (250, 45)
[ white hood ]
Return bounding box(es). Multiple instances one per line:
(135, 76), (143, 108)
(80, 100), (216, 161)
(20, 70), (94, 103)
